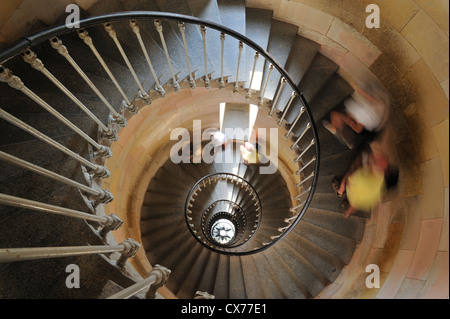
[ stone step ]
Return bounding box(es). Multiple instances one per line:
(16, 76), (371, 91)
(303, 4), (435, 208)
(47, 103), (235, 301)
(298, 54), (339, 104)
(155, 0), (214, 79)
(196, 251), (220, 297)
(175, 244), (212, 298)
(216, 0), (247, 83)
(239, 254), (265, 298)
(302, 207), (366, 243)
(229, 255), (247, 299)
(243, 7), (273, 90)
(294, 220), (357, 264)
(213, 253), (230, 298)
(260, 19), (298, 101)
(273, 240), (330, 297)
(261, 248), (310, 298)
(187, 0), (222, 80)
(274, 36), (321, 117)
(250, 252), (286, 298)
(283, 229), (345, 284)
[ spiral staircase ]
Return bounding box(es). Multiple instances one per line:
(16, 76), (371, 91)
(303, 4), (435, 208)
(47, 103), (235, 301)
(0, 0), (374, 299)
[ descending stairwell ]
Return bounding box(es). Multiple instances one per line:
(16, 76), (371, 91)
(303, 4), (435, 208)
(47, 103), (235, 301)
(0, 0), (370, 299)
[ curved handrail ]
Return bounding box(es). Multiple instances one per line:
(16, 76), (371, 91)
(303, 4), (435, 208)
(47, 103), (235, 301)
(0, 11), (320, 256)
(185, 172), (262, 253)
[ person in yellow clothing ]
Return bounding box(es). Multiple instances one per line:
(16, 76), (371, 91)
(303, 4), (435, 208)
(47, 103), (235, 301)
(345, 165), (385, 214)
(333, 142), (398, 219)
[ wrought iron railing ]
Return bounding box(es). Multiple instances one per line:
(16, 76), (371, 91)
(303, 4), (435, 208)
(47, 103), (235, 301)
(0, 11), (321, 293)
(185, 173), (262, 254)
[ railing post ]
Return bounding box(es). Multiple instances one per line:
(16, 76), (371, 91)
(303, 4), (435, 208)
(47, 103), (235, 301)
(234, 41), (243, 93)
(294, 186), (312, 201)
(178, 22), (196, 89)
(104, 22), (151, 105)
(0, 65), (112, 159)
(195, 291), (215, 299)
(296, 171), (315, 188)
(130, 19), (165, 97)
(278, 91), (297, 126)
(0, 239), (137, 263)
(259, 63), (273, 107)
(0, 151), (113, 205)
(21, 49), (118, 142)
(0, 193), (122, 237)
(246, 51), (259, 99)
(269, 77), (286, 116)
(295, 156), (316, 175)
(154, 19), (180, 92)
(77, 28), (138, 114)
(219, 32), (225, 89)
(49, 37), (127, 128)
(144, 264), (171, 299)
(99, 214), (124, 237)
(291, 122), (311, 150)
(106, 264), (170, 299)
(116, 238), (141, 267)
(285, 106), (305, 138)
(0, 107), (110, 180)
(200, 25), (210, 89)
(294, 139), (315, 163)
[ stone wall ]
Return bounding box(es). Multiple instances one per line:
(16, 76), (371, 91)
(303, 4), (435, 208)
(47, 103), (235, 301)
(246, 0), (448, 299)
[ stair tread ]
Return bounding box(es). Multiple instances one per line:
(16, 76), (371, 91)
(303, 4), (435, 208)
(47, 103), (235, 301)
(260, 19), (299, 100)
(294, 220), (357, 264)
(272, 241), (330, 297)
(283, 230), (345, 285)
(275, 36), (321, 118)
(298, 54), (339, 103)
(243, 7), (273, 90)
(217, 0), (247, 83)
(302, 207), (366, 242)
(229, 255), (247, 299)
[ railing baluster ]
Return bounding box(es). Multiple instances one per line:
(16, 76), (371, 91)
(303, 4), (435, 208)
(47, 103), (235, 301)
(49, 37), (127, 127)
(178, 22), (196, 89)
(246, 51), (259, 99)
(103, 22), (150, 105)
(285, 213), (299, 223)
(21, 49), (118, 142)
(154, 19), (180, 92)
(294, 186), (312, 200)
(0, 151), (113, 205)
(291, 122), (311, 150)
(107, 264), (171, 299)
(296, 171), (315, 188)
(0, 108), (109, 179)
(259, 63), (274, 107)
(269, 77), (286, 116)
(219, 32), (225, 89)
(295, 156), (317, 175)
(278, 91), (297, 125)
(77, 28), (138, 114)
(234, 41), (243, 93)
(200, 26), (210, 89)
(278, 225), (290, 232)
(0, 66), (111, 159)
(0, 193), (122, 237)
(285, 106), (305, 138)
(130, 20), (165, 97)
(294, 139), (315, 163)
(0, 238), (140, 267)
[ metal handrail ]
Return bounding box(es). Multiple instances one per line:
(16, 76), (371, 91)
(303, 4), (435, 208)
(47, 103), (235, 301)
(0, 11), (320, 256)
(186, 172), (262, 252)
